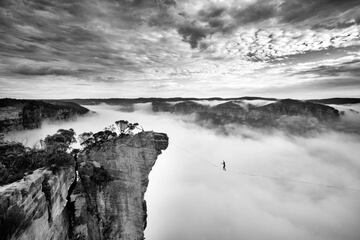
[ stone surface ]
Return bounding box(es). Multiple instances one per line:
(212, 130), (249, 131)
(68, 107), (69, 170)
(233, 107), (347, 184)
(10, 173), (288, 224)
(0, 167), (76, 240)
(0, 131), (168, 240)
(71, 131), (168, 240)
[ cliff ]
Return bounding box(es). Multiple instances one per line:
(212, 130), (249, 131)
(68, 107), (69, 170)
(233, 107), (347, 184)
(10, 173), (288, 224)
(63, 97), (359, 106)
(71, 131), (168, 240)
(152, 99), (339, 121)
(0, 167), (76, 240)
(152, 99), (341, 133)
(0, 99), (89, 133)
(0, 131), (169, 240)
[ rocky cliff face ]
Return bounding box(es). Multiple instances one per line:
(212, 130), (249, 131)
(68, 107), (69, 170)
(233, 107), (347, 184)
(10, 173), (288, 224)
(70, 131), (168, 240)
(0, 131), (169, 240)
(152, 99), (341, 134)
(0, 99), (89, 133)
(0, 167), (76, 240)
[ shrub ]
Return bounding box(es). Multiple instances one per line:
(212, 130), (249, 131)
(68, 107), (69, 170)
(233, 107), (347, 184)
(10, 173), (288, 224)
(0, 128), (77, 185)
(44, 129), (75, 152)
(78, 132), (93, 147)
(46, 151), (74, 172)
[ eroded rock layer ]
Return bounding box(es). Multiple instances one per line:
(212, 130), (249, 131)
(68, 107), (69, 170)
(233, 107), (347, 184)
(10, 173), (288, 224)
(0, 131), (168, 240)
(0, 167), (76, 240)
(72, 131), (168, 240)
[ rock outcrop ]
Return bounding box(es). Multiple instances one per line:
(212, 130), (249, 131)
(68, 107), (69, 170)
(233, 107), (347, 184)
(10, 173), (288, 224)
(0, 167), (76, 240)
(0, 131), (169, 240)
(70, 131), (168, 240)
(0, 99), (89, 133)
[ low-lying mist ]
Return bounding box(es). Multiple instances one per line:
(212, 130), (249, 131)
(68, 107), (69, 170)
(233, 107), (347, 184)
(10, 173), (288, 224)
(5, 103), (360, 240)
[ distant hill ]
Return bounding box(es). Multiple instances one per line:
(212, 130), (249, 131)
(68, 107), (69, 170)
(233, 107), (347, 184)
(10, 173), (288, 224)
(308, 98), (360, 105)
(53, 97), (278, 105)
(50, 97), (360, 106)
(1, 96), (358, 135)
(0, 98), (89, 132)
(151, 98), (341, 134)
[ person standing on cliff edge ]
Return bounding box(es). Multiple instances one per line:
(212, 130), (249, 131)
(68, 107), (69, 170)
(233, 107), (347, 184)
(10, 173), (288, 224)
(222, 161), (226, 171)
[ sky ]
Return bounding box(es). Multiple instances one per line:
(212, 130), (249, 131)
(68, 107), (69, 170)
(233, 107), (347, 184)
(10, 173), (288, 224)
(0, 0), (359, 99)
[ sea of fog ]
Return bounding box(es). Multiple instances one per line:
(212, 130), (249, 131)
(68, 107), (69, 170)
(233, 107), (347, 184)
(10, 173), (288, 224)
(5, 103), (360, 240)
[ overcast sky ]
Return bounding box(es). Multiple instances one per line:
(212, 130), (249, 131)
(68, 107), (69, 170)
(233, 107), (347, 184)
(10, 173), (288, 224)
(0, 0), (359, 99)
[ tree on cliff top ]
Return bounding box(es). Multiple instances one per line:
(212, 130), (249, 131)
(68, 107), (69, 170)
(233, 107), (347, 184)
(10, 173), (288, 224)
(0, 129), (77, 185)
(115, 120), (143, 135)
(78, 121), (143, 151)
(115, 120), (129, 133)
(44, 128), (76, 152)
(79, 132), (94, 147)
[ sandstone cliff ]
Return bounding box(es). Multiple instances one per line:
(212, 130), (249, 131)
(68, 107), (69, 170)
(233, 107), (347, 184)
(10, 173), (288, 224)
(0, 99), (89, 133)
(0, 167), (76, 240)
(0, 131), (168, 240)
(71, 131), (168, 240)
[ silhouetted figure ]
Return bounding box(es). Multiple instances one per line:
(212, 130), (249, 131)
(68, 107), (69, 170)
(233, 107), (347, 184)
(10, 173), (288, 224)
(222, 161), (226, 171)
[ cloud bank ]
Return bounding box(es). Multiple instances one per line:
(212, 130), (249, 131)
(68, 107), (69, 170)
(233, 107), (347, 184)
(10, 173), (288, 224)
(4, 104), (360, 240)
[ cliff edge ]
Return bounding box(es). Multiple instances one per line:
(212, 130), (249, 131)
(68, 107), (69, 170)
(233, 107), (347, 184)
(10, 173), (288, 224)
(71, 131), (168, 240)
(0, 167), (76, 240)
(0, 131), (169, 240)
(0, 99), (89, 133)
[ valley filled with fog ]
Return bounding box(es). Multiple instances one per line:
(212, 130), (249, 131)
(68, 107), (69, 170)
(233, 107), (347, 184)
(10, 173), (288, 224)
(4, 103), (360, 240)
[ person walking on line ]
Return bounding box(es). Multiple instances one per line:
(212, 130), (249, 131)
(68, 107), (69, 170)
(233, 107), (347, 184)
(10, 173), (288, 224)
(222, 161), (226, 171)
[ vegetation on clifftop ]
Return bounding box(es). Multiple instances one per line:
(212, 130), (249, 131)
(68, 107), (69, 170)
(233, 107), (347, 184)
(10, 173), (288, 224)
(79, 120), (142, 149)
(0, 129), (76, 185)
(0, 120), (142, 185)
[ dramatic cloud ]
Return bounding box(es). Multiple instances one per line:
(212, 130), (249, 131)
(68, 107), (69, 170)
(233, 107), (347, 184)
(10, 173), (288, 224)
(9, 65), (93, 76)
(298, 59), (360, 77)
(280, 0), (360, 24)
(0, 0), (359, 98)
(177, 23), (208, 49)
